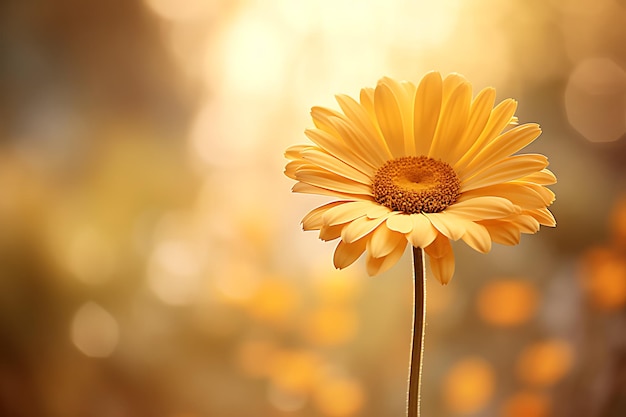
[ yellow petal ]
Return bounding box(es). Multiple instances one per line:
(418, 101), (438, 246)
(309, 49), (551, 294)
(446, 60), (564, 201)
(424, 212), (467, 240)
(302, 202), (345, 230)
(514, 214), (541, 233)
(386, 214), (414, 233)
(325, 114), (387, 169)
(455, 98), (518, 171)
(425, 234), (455, 284)
(424, 232), (452, 259)
(311, 106), (345, 135)
(446, 196), (520, 220)
(447, 87), (496, 167)
(428, 249), (455, 285)
(367, 205), (391, 218)
(335, 94), (391, 164)
(407, 214), (438, 248)
(525, 208), (557, 227)
(459, 183), (550, 210)
(429, 82), (471, 161)
(367, 224), (406, 258)
(461, 221), (492, 253)
(334, 237), (368, 269)
(519, 169), (557, 185)
(322, 201), (376, 226)
(341, 214), (390, 243)
(320, 223), (344, 241)
(413, 71), (443, 156)
(285, 159), (310, 180)
(374, 80), (406, 158)
(300, 148), (373, 185)
(366, 239), (407, 276)
(296, 168), (374, 196)
(478, 219), (521, 246)
(305, 128), (375, 177)
(460, 123), (542, 179)
(461, 154), (549, 192)
(359, 87), (377, 123)
(284, 144), (310, 160)
(442, 73), (469, 96)
(292, 182), (373, 200)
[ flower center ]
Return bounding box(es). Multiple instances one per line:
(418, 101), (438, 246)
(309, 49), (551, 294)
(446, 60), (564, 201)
(372, 156), (460, 214)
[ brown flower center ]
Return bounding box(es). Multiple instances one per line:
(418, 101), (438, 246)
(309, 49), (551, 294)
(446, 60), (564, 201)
(372, 156), (460, 214)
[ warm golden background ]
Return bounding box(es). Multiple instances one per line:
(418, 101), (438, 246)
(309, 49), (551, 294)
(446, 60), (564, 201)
(1, 0), (625, 416)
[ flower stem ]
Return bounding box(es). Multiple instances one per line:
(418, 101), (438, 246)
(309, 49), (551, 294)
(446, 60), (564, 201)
(408, 246), (425, 417)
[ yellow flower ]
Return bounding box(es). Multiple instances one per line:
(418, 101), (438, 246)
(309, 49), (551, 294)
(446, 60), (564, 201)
(285, 72), (556, 284)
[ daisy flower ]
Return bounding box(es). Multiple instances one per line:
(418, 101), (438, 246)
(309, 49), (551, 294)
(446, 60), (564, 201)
(285, 72), (556, 284)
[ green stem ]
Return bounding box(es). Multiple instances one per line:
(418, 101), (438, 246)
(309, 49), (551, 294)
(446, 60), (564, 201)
(408, 246), (425, 417)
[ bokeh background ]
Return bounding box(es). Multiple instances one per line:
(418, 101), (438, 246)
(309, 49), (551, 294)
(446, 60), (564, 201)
(1, 0), (626, 416)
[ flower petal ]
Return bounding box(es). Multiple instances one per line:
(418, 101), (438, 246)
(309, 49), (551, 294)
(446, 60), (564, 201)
(302, 201), (345, 230)
(322, 201), (377, 226)
(424, 212), (467, 240)
(407, 214), (438, 248)
(428, 249), (456, 285)
(459, 182), (551, 210)
(292, 182), (373, 200)
(300, 148), (373, 184)
(461, 221), (492, 253)
(525, 208), (557, 227)
(285, 144), (311, 160)
(374, 80), (407, 158)
(454, 98), (518, 171)
(366, 239), (407, 276)
(386, 213), (414, 233)
(341, 213), (391, 243)
(305, 128), (375, 177)
(335, 94), (391, 163)
(367, 224), (406, 258)
(425, 234), (455, 284)
(320, 223), (344, 241)
(334, 237), (368, 269)
(429, 81), (471, 161)
(296, 168), (374, 196)
(447, 87), (496, 167)
(461, 154), (549, 192)
(326, 115), (388, 169)
(459, 123), (542, 179)
(519, 169), (557, 185)
(446, 196), (520, 220)
(424, 232), (451, 259)
(413, 71), (443, 156)
(478, 219), (521, 245)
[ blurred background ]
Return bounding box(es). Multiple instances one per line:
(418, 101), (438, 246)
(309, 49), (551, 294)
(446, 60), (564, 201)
(0, 0), (625, 416)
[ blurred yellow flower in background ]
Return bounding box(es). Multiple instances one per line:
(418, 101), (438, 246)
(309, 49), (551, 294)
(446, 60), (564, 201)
(285, 72), (556, 284)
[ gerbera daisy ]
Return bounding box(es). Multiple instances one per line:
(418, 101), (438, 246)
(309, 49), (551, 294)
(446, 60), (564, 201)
(285, 72), (556, 284)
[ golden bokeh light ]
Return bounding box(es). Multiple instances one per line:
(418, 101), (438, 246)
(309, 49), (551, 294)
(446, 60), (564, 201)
(443, 357), (496, 415)
(565, 57), (626, 143)
(312, 376), (366, 417)
(311, 268), (361, 304)
(70, 302), (119, 358)
(235, 338), (277, 379)
(610, 195), (626, 246)
(147, 239), (204, 305)
(476, 279), (538, 326)
(245, 278), (300, 326)
(268, 349), (322, 394)
(143, 0), (219, 21)
(304, 306), (359, 347)
(580, 247), (626, 311)
(515, 339), (574, 387)
(500, 391), (551, 417)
